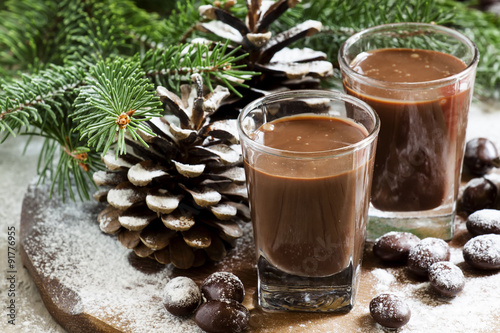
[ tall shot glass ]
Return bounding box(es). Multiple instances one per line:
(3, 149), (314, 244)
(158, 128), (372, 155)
(339, 23), (479, 240)
(237, 90), (379, 312)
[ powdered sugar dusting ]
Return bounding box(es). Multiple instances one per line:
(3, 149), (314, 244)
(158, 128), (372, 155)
(370, 268), (396, 293)
(128, 162), (167, 185)
(467, 209), (500, 235)
(369, 246), (500, 332)
(107, 188), (137, 208)
(468, 209), (500, 227)
(463, 234), (500, 267)
(164, 277), (201, 308)
(23, 184), (202, 333)
(428, 262), (465, 294)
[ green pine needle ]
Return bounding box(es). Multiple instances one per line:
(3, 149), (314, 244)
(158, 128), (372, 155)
(0, 65), (84, 141)
(141, 40), (259, 97)
(72, 58), (163, 157)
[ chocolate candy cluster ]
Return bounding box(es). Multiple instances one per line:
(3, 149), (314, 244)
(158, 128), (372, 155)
(461, 137), (500, 213)
(162, 272), (249, 333)
(370, 224), (499, 329)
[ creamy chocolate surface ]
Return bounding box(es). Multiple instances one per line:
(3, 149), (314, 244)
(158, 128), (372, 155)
(351, 48), (466, 83)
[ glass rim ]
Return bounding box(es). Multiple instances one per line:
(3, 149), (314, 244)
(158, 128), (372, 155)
(237, 89), (380, 159)
(338, 22), (480, 90)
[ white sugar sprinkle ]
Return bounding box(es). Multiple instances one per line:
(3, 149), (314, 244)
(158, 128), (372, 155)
(23, 184), (202, 333)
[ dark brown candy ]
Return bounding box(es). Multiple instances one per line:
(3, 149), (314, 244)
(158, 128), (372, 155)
(466, 209), (500, 236)
(407, 238), (451, 277)
(162, 276), (201, 317)
(373, 231), (420, 262)
(201, 272), (245, 303)
(464, 138), (499, 176)
(461, 177), (497, 214)
(428, 262), (465, 297)
(194, 299), (250, 333)
(369, 293), (411, 329)
(463, 234), (500, 270)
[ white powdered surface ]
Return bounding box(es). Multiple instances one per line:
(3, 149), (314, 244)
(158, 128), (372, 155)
(22, 183), (202, 333)
(163, 277), (201, 308)
(0, 136), (67, 333)
(428, 262), (465, 291)
(369, 246), (500, 332)
(463, 234), (500, 266)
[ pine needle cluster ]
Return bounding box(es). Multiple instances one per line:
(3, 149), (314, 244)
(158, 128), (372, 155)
(0, 0), (499, 200)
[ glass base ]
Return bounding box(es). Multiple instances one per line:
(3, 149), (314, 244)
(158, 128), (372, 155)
(257, 256), (357, 313)
(367, 205), (455, 241)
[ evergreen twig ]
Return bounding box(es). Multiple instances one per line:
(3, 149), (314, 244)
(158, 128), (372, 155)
(72, 58), (163, 157)
(141, 40), (259, 97)
(0, 65), (84, 140)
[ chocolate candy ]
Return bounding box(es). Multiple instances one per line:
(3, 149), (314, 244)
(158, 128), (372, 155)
(463, 234), (500, 270)
(428, 262), (465, 297)
(201, 272), (245, 303)
(369, 293), (411, 329)
(162, 276), (201, 316)
(466, 209), (500, 236)
(407, 238), (450, 277)
(194, 299), (250, 333)
(373, 231), (420, 262)
(464, 138), (499, 176)
(461, 177), (497, 214)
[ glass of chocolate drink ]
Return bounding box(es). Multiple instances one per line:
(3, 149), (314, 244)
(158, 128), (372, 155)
(339, 23), (479, 240)
(238, 90), (379, 312)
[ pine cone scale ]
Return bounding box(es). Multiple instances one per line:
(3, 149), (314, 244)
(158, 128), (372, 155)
(95, 76), (248, 269)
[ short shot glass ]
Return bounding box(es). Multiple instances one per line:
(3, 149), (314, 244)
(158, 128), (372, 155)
(339, 23), (479, 240)
(238, 90), (379, 312)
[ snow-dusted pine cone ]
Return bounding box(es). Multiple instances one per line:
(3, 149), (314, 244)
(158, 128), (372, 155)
(93, 74), (249, 269)
(197, 0), (333, 89)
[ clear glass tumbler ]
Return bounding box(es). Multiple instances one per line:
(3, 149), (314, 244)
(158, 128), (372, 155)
(238, 90), (379, 312)
(339, 23), (479, 240)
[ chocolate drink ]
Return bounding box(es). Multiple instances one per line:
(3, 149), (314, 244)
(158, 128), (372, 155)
(344, 48), (469, 211)
(244, 115), (373, 277)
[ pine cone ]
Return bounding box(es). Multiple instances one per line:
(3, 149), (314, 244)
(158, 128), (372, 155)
(197, 0), (333, 89)
(93, 74), (249, 269)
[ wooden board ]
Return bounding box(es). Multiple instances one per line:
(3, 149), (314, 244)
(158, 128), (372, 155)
(19, 182), (500, 332)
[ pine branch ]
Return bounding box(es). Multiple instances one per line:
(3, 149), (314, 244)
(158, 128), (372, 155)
(140, 40), (259, 97)
(33, 132), (104, 202)
(0, 0), (134, 77)
(448, 1), (500, 100)
(72, 58), (163, 157)
(127, 0), (208, 48)
(0, 0), (62, 73)
(283, 0), (500, 98)
(0, 65), (84, 139)
(63, 0), (133, 67)
(0, 63), (103, 201)
(283, 0), (455, 66)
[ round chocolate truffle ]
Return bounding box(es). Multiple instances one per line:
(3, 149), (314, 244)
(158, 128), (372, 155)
(194, 299), (250, 333)
(466, 209), (500, 236)
(162, 276), (201, 317)
(463, 234), (500, 270)
(369, 293), (411, 329)
(428, 261), (465, 297)
(373, 231), (420, 262)
(464, 138), (499, 176)
(407, 238), (451, 277)
(461, 178), (497, 214)
(201, 272), (245, 303)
